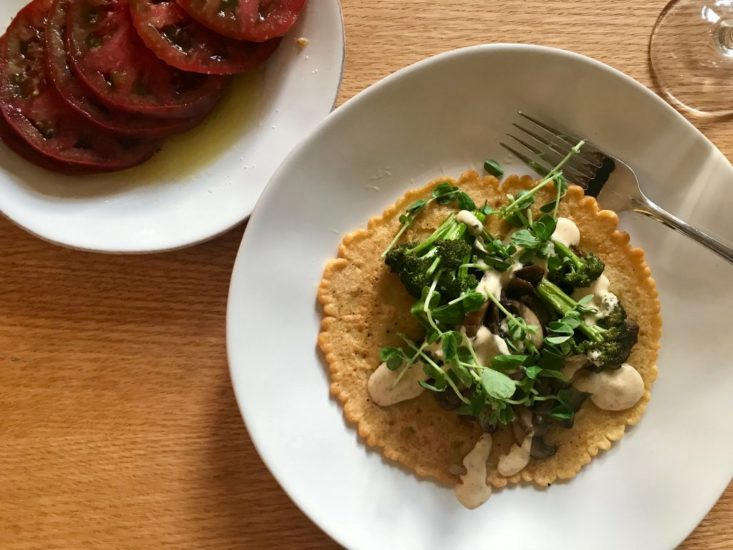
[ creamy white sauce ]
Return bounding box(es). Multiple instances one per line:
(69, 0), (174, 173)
(497, 431), (533, 476)
(518, 407), (533, 429)
(367, 362), (427, 406)
(572, 273), (618, 323)
(596, 292), (619, 318)
(473, 326), (510, 366)
(475, 263), (522, 300)
(518, 304), (543, 348)
(454, 434), (493, 509)
(456, 210), (484, 236)
(551, 217), (580, 247)
(573, 273), (610, 299)
(476, 270), (502, 300)
(572, 363), (645, 411)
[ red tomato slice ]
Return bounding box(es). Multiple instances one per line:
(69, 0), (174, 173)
(130, 0), (280, 75)
(175, 0), (307, 42)
(46, 0), (206, 138)
(66, 0), (228, 119)
(0, 1), (159, 174)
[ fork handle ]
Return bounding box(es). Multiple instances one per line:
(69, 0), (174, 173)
(630, 195), (733, 263)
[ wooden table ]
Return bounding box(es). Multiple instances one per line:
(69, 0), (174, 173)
(1, 1), (731, 548)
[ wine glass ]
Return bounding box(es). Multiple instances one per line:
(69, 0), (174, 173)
(649, 0), (733, 118)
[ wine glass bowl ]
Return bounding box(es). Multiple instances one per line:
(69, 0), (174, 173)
(650, 0), (733, 118)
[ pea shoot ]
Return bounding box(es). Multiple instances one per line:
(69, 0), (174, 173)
(374, 137), (620, 435)
(499, 140), (584, 225)
(483, 159), (504, 178)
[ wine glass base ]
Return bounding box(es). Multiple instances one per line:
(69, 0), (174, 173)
(650, 0), (733, 118)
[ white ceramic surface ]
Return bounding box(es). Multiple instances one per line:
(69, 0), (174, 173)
(0, 0), (344, 253)
(227, 45), (733, 549)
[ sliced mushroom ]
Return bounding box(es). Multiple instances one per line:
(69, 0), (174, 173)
(562, 354), (589, 381)
(505, 276), (534, 299)
(463, 300), (490, 337)
(433, 388), (463, 410)
(519, 407), (533, 429)
(511, 408), (534, 444)
(501, 299), (543, 348)
(484, 302), (500, 333)
(519, 294), (552, 329)
(514, 264), (545, 286)
(511, 419), (527, 444)
(532, 412), (550, 437)
(530, 435), (557, 459)
(518, 304), (543, 348)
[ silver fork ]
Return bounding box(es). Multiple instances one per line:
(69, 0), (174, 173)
(500, 111), (733, 263)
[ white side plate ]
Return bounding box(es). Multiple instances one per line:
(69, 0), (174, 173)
(0, 0), (344, 253)
(228, 45), (733, 550)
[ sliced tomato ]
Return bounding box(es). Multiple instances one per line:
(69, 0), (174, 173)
(66, 0), (228, 119)
(130, 0), (280, 75)
(0, 96), (75, 173)
(45, 0), (206, 138)
(175, 0), (307, 42)
(0, 2), (159, 173)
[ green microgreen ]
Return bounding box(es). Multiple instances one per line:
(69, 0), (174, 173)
(483, 159), (504, 178)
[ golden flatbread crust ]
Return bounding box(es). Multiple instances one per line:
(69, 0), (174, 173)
(317, 171), (661, 488)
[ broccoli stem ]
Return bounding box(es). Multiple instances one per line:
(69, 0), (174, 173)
(409, 214), (458, 254)
(408, 214), (466, 254)
(426, 255), (441, 276)
(410, 214), (469, 278)
(552, 240), (584, 270)
(535, 279), (604, 342)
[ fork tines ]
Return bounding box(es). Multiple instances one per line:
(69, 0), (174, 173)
(500, 111), (612, 192)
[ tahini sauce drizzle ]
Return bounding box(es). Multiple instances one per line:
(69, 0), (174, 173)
(454, 434), (493, 509)
(367, 362), (427, 406)
(497, 431), (533, 476)
(456, 210), (484, 236)
(476, 262), (522, 300)
(573, 363), (645, 411)
(551, 217), (580, 247)
(572, 274), (619, 323)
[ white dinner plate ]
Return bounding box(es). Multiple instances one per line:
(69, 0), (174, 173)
(0, 0), (343, 253)
(227, 45), (733, 549)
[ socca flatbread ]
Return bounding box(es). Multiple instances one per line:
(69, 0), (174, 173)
(317, 170), (661, 488)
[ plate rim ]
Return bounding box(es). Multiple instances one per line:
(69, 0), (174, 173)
(226, 43), (732, 548)
(0, 0), (346, 254)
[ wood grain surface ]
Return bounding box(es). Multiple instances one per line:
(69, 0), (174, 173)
(1, 0), (731, 548)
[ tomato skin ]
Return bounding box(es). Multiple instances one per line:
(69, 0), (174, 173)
(130, 0), (281, 75)
(45, 0), (207, 138)
(66, 0), (229, 119)
(0, 2), (160, 174)
(175, 0), (307, 42)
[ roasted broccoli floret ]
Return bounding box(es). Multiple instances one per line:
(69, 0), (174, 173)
(597, 298), (627, 328)
(384, 244), (433, 298)
(548, 241), (605, 289)
(580, 322), (639, 370)
(435, 269), (478, 302)
(432, 239), (472, 271)
(384, 213), (475, 301)
(535, 278), (638, 370)
(385, 240), (475, 302)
